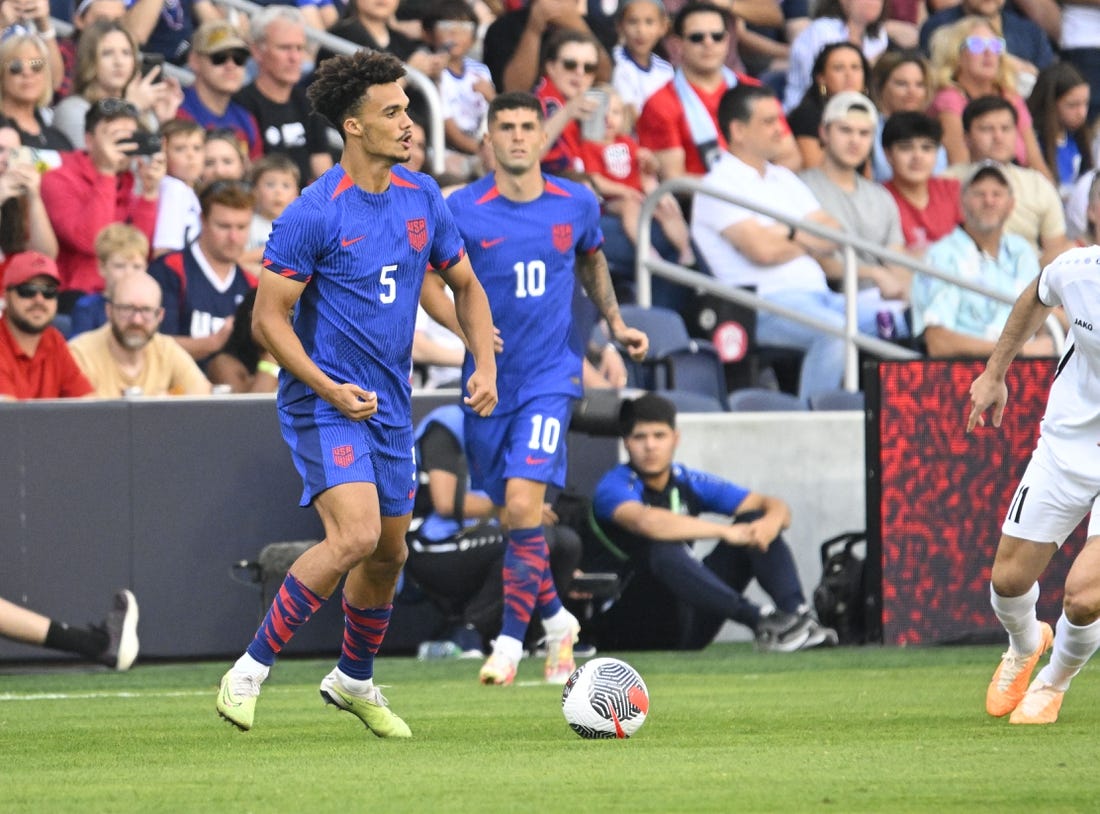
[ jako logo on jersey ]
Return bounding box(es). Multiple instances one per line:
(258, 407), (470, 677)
(332, 445), (355, 468)
(407, 218), (428, 251)
(1075, 318), (1093, 331)
(552, 223), (573, 252)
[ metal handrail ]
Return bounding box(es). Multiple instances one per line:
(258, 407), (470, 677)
(636, 177), (1064, 391)
(54, 5), (446, 176)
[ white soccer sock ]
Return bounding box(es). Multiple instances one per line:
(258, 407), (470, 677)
(233, 652), (270, 680)
(334, 667), (374, 695)
(1035, 612), (1100, 692)
(492, 635), (524, 664)
(990, 581), (1041, 655)
(541, 608), (578, 637)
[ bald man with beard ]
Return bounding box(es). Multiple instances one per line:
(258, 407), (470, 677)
(67, 271), (212, 397)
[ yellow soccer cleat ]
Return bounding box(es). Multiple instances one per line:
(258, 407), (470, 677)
(217, 670), (263, 731)
(319, 670), (412, 738)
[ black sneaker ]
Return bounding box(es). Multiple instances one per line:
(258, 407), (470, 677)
(100, 589), (139, 671)
(754, 610), (814, 652)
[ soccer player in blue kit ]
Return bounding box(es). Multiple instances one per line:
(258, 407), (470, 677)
(215, 51), (498, 735)
(446, 92), (649, 685)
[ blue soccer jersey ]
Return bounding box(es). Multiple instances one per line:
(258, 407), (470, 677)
(263, 164), (466, 429)
(592, 462), (750, 554)
(446, 173), (603, 413)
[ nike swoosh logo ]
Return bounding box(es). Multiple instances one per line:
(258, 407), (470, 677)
(525, 455), (549, 465)
(342, 235), (366, 247)
(480, 237), (505, 249)
(219, 683), (240, 708)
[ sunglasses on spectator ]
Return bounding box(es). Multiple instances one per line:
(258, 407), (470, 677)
(93, 97), (140, 118)
(6, 58), (45, 75)
(685, 31), (728, 44)
(207, 49), (249, 67)
(559, 58), (598, 74)
(436, 20), (475, 33)
(10, 282), (58, 299)
(962, 35), (1006, 55)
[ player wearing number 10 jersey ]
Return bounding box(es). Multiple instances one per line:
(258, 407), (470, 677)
(446, 92), (648, 687)
(215, 52), (497, 736)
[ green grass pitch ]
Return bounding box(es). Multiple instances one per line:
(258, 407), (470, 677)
(3, 644), (1099, 813)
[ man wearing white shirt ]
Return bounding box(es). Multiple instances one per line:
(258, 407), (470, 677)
(690, 82), (877, 403)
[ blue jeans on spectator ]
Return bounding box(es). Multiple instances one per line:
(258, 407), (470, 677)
(756, 288), (877, 403)
(600, 214), (691, 313)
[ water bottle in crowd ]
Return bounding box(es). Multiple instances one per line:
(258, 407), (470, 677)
(417, 640), (461, 660)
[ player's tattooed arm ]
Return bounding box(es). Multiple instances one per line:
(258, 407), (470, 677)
(576, 250), (649, 362)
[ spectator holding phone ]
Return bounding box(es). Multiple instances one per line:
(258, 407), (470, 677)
(40, 97), (163, 311)
(52, 19), (181, 149)
(0, 119), (57, 266)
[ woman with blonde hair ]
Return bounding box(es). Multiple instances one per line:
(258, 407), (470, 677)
(52, 19), (181, 148)
(0, 33), (70, 150)
(927, 15), (1050, 179)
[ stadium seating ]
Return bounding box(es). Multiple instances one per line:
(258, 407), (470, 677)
(808, 389), (865, 411)
(619, 305), (729, 409)
(727, 387), (806, 412)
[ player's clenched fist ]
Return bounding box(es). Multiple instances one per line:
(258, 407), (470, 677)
(464, 370), (497, 417)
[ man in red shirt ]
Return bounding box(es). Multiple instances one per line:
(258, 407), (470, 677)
(881, 112), (962, 254)
(40, 98), (164, 312)
(0, 251), (93, 399)
(637, 1), (799, 181)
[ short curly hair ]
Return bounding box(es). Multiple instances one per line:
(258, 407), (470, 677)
(307, 51), (407, 135)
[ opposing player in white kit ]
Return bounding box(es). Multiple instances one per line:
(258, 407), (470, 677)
(968, 245), (1100, 725)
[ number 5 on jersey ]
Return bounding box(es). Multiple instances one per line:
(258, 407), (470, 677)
(380, 264), (397, 303)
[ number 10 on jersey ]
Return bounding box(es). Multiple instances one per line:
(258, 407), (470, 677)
(514, 260), (546, 298)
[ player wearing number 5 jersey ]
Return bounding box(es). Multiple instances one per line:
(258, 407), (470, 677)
(968, 245), (1100, 725)
(215, 51), (497, 736)
(447, 92), (648, 686)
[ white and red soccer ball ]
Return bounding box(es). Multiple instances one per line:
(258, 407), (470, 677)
(561, 657), (649, 739)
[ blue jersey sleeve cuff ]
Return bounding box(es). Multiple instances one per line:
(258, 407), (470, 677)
(262, 257), (312, 284)
(433, 246), (466, 271)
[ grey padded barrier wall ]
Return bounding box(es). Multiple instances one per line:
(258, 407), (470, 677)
(0, 394), (620, 662)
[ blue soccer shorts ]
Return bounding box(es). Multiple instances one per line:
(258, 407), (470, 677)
(464, 395), (574, 506)
(279, 396), (416, 516)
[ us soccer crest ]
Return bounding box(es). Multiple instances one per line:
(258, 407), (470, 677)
(552, 223), (572, 253)
(332, 444), (355, 468)
(407, 218), (427, 251)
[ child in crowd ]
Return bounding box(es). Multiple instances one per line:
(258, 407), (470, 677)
(240, 154), (299, 276)
(68, 224), (149, 338)
(611, 0), (673, 128)
(880, 111), (962, 256)
(162, 119), (205, 188)
(201, 127), (249, 185)
(580, 85), (694, 267)
(154, 119), (205, 257)
(424, 0), (494, 181)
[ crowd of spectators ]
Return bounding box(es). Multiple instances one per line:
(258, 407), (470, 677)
(0, 0), (1097, 405)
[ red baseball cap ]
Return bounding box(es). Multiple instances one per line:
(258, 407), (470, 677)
(3, 251), (61, 289)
